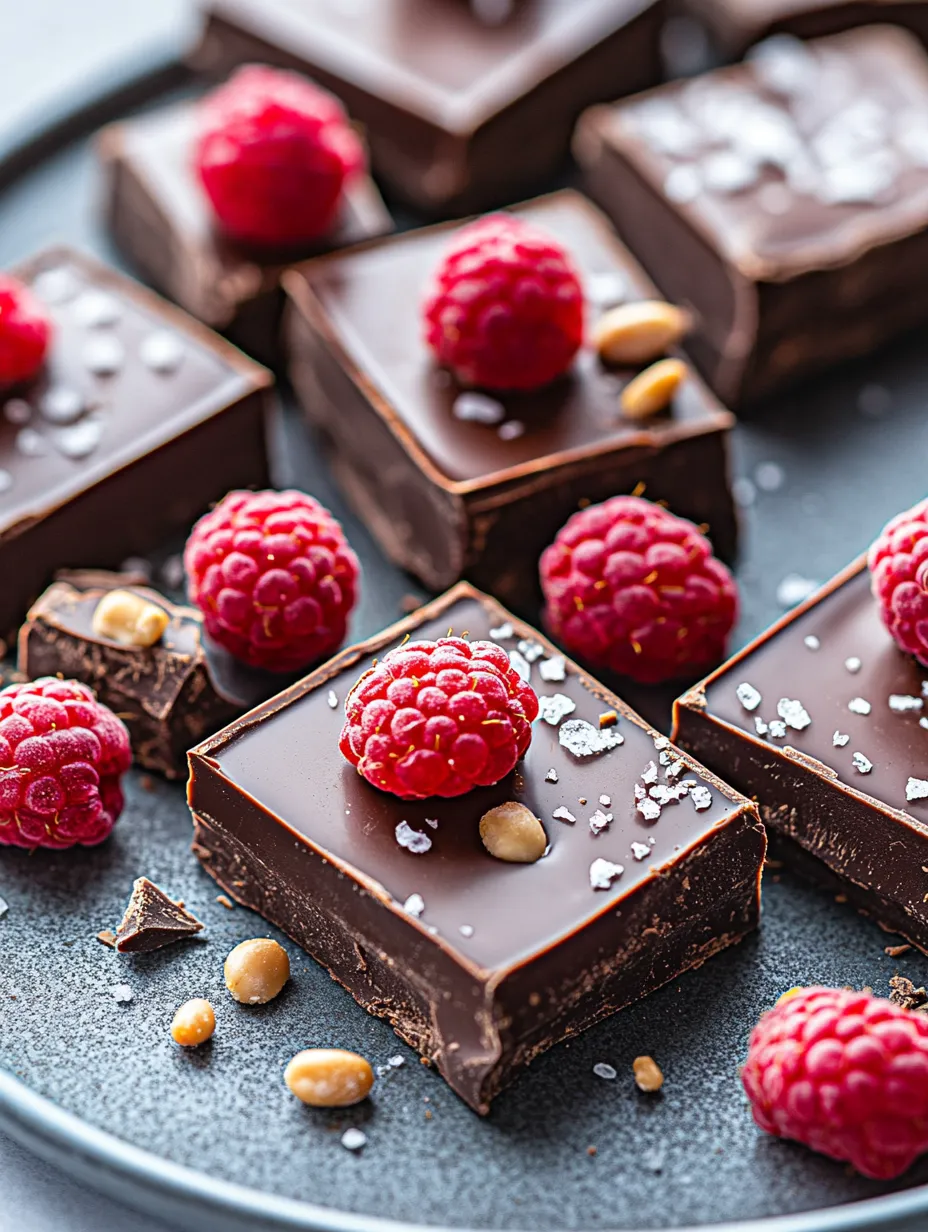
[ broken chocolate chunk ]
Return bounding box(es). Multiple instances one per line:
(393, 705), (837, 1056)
(115, 877), (204, 953)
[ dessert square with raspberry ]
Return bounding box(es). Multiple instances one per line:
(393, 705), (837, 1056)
(283, 190), (737, 611)
(188, 582), (765, 1113)
(673, 558), (928, 950)
(576, 27), (928, 406)
(0, 247), (272, 636)
(98, 99), (393, 368)
(191, 0), (665, 213)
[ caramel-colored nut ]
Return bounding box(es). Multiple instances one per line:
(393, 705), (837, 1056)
(620, 358), (688, 421)
(224, 938), (290, 1004)
(171, 998), (215, 1047)
(479, 801), (547, 864)
(91, 589), (169, 648)
(633, 1054), (664, 1092)
(284, 1048), (374, 1107)
(594, 300), (689, 365)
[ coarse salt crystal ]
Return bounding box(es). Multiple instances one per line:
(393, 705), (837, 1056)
(631, 842), (650, 861)
(558, 719), (623, 757)
(553, 806), (576, 824)
(402, 893), (425, 917)
(845, 657), (862, 673)
(593, 1062), (617, 1080)
(848, 697), (871, 716)
(538, 693), (576, 726)
(690, 785), (712, 811)
(906, 777), (928, 802)
(341, 1128), (367, 1152)
(777, 698), (811, 731)
(852, 752), (873, 774)
(889, 695), (923, 713)
(833, 731), (850, 747)
(538, 655), (566, 683)
(590, 859), (624, 890)
(589, 809), (613, 835)
(327, 690), (338, 709)
(395, 821), (432, 854)
(736, 682), (762, 712)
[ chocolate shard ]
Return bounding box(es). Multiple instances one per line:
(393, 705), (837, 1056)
(115, 878), (204, 953)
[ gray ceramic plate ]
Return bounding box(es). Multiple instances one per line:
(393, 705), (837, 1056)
(4, 66), (928, 1232)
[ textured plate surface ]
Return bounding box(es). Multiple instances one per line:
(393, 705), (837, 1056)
(5, 97), (928, 1232)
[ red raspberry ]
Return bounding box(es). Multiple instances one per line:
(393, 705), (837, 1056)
(194, 65), (366, 249)
(743, 986), (928, 1179)
(184, 489), (360, 673)
(0, 678), (131, 851)
(339, 637), (538, 800)
(868, 499), (928, 666)
(0, 274), (52, 387)
(422, 214), (584, 392)
(539, 495), (737, 685)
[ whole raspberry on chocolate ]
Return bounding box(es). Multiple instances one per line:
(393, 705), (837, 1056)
(869, 499), (928, 666)
(423, 214), (584, 392)
(742, 985), (928, 1179)
(0, 274), (52, 387)
(340, 637), (538, 799)
(194, 65), (366, 249)
(539, 495), (737, 684)
(184, 489), (360, 673)
(0, 678), (131, 850)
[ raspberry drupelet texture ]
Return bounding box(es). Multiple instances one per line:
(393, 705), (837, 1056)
(340, 637), (539, 800)
(742, 986), (928, 1179)
(539, 495), (737, 685)
(0, 274), (52, 387)
(194, 65), (366, 249)
(184, 489), (360, 673)
(0, 678), (131, 851)
(869, 498), (928, 666)
(422, 214), (584, 392)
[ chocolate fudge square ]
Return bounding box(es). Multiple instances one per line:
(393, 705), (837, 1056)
(18, 574), (292, 780)
(282, 190), (737, 612)
(189, 582), (765, 1112)
(0, 247), (271, 636)
(674, 557), (928, 951)
(98, 100), (393, 368)
(575, 27), (928, 407)
(191, 0), (666, 214)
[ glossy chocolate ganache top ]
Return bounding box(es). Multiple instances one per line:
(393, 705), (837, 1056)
(203, 589), (750, 973)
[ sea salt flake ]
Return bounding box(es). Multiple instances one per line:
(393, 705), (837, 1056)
(776, 574), (819, 607)
(599, 794), (612, 806)
(754, 716), (769, 736)
(517, 639), (544, 663)
(341, 1128), (367, 1152)
(589, 809), (613, 835)
(553, 806), (576, 824)
(702, 149), (758, 193)
(395, 822), (432, 854)
(459, 924), (474, 938)
(804, 635), (820, 650)
(665, 163), (702, 203)
(539, 655), (566, 683)
(848, 697), (871, 716)
(691, 785), (712, 811)
(498, 420), (524, 441)
(653, 736), (670, 751)
(732, 476), (756, 507)
(16, 428), (47, 457)
(631, 842), (650, 861)
(489, 622), (513, 641)
(593, 1062), (617, 1080)
(56, 418), (104, 460)
(852, 752), (873, 774)
(424, 817), (438, 828)
(846, 657), (862, 674)
(539, 693), (576, 726)
(402, 893), (425, 917)
(140, 330), (185, 374)
(509, 650), (531, 684)
(39, 385), (84, 425)
(545, 768), (559, 784)
(833, 731), (850, 747)
(32, 266), (80, 305)
(754, 460), (785, 492)
(736, 682), (762, 712)
(922, 718), (928, 730)
(890, 695), (923, 713)
(666, 759), (685, 780)
(72, 289), (121, 328)
(82, 335), (125, 376)
(777, 697), (811, 731)
(558, 719), (623, 757)
(587, 270), (629, 307)
(637, 797), (661, 822)
(642, 760), (658, 785)
(747, 34), (817, 95)
(452, 391), (505, 425)
(590, 858), (624, 890)
(907, 778), (928, 802)
(4, 398), (31, 424)
(0, 470), (12, 494)
(634, 783), (645, 800)
(326, 690), (338, 709)
(109, 983), (133, 1004)
(767, 720), (787, 739)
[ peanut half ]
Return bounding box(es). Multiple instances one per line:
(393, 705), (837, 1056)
(479, 801), (547, 863)
(171, 998), (216, 1047)
(594, 300), (689, 366)
(91, 589), (169, 648)
(224, 938), (290, 1004)
(284, 1048), (374, 1107)
(620, 358), (688, 421)
(633, 1054), (664, 1092)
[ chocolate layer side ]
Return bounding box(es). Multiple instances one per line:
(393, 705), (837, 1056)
(673, 558), (928, 950)
(98, 101), (393, 368)
(189, 582), (765, 1112)
(284, 190), (737, 611)
(191, 0), (665, 213)
(19, 575), (289, 779)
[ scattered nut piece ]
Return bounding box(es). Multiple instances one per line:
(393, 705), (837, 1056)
(594, 300), (689, 366)
(91, 589), (169, 648)
(633, 1055), (664, 1093)
(885, 943), (912, 957)
(479, 801), (547, 864)
(284, 1048), (374, 1107)
(620, 358), (688, 421)
(171, 998), (216, 1047)
(224, 937), (290, 1004)
(96, 929), (116, 949)
(216, 894), (234, 909)
(598, 710), (618, 729)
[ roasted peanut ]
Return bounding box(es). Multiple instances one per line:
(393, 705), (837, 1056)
(171, 999), (215, 1047)
(620, 358), (688, 421)
(633, 1054), (664, 1092)
(91, 589), (169, 648)
(284, 1049), (374, 1107)
(479, 801), (547, 863)
(594, 300), (689, 366)
(224, 938), (290, 1004)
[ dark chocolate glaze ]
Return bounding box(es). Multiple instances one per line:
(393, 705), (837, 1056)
(674, 557), (928, 950)
(576, 28), (928, 406)
(192, 0), (665, 213)
(98, 101), (393, 368)
(284, 190), (737, 608)
(189, 583), (765, 1111)
(0, 248), (272, 635)
(18, 574), (291, 779)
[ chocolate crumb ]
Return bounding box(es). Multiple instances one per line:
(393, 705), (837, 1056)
(834, 894), (848, 904)
(216, 894), (235, 910)
(96, 930), (116, 949)
(599, 710), (618, 729)
(587, 1145), (597, 1156)
(400, 593), (422, 614)
(424, 1109), (433, 1120)
(139, 775), (156, 794)
(885, 944), (912, 957)
(115, 878), (204, 952)
(889, 975), (928, 1011)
